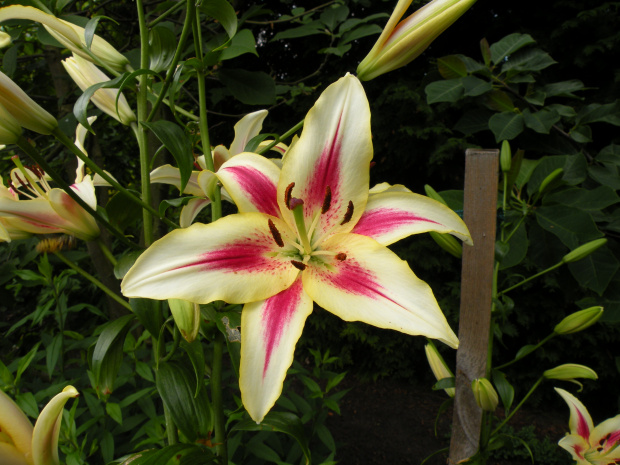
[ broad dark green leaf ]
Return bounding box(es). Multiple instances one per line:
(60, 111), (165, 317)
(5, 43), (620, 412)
(219, 69), (276, 105)
(130, 298), (163, 340)
(490, 33), (536, 64)
(200, 0), (238, 39)
(180, 339), (206, 398)
(2, 45), (18, 76)
(113, 250), (143, 279)
(570, 124), (592, 143)
(220, 29), (258, 60)
(106, 190), (143, 231)
(149, 26), (176, 72)
(454, 109), (493, 135)
(118, 444), (210, 465)
(484, 90), (515, 112)
(425, 78), (464, 104)
(596, 144), (620, 165)
(320, 4), (349, 31)
(568, 246), (619, 295)
(499, 219), (528, 270)
(545, 186), (620, 212)
(526, 155), (566, 196)
(437, 55), (468, 79)
(340, 23), (382, 45)
(522, 108), (560, 134)
(589, 164), (620, 190)
(492, 370), (514, 414)
(576, 101), (620, 126)
(462, 75), (492, 97)
(488, 112), (524, 142)
(541, 80), (584, 98)
(272, 21), (325, 41)
(141, 120), (193, 193)
(535, 206), (603, 249)
(502, 48), (556, 74)
(46, 333), (63, 377)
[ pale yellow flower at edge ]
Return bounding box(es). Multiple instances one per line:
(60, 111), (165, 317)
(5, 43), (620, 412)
(0, 386), (79, 465)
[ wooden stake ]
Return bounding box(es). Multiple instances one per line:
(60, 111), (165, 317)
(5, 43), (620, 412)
(448, 149), (499, 464)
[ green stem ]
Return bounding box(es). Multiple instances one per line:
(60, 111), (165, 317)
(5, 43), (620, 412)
(257, 119), (305, 155)
(164, 404), (179, 445)
(498, 262), (563, 296)
(97, 239), (117, 266)
(491, 377), (544, 436)
(136, 0), (154, 246)
(148, 0), (186, 28)
(16, 137), (135, 248)
(211, 333), (228, 462)
(52, 128), (177, 229)
(495, 333), (556, 371)
(53, 250), (132, 311)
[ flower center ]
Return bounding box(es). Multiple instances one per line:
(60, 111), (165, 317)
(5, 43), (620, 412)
(9, 156), (50, 199)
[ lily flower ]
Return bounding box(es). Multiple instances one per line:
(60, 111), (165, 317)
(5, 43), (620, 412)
(0, 31), (11, 48)
(150, 109), (287, 227)
(122, 74), (471, 423)
(62, 55), (136, 125)
(0, 385), (79, 465)
(555, 388), (620, 465)
(0, 101), (22, 145)
(0, 72), (57, 135)
(357, 0), (476, 81)
(0, 5), (129, 72)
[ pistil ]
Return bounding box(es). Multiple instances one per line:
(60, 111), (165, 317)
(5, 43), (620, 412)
(12, 156), (46, 197)
(289, 199), (312, 254)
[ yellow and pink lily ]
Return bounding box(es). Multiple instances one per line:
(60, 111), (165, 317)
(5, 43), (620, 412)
(122, 74), (471, 423)
(556, 388), (620, 465)
(0, 386), (79, 465)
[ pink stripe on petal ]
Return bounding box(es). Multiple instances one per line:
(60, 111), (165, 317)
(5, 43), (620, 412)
(225, 165), (279, 217)
(352, 208), (441, 238)
(576, 409), (590, 439)
(261, 279), (303, 377)
(573, 444), (584, 459)
(604, 430), (620, 452)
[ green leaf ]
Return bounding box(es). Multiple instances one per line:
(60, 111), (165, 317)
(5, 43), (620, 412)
(316, 423), (336, 452)
(130, 298), (163, 339)
(220, 29), (257, 60)
(535, 206), (603, 249)
(2, 45), (18, 77)
(91, 314), (135, 396)
(46, 333), (63, 377)
(15, 342), (41, 386)
(73, 73), (128, 132)
(522, 108), (560, 134)
(425, 78), (464, 104)
(320, 4), (349, 31)
(490, 33), (536, 64)
(16, 391), (38, 418)
(570, 124), (592, 143)
(118, 444), (209, 465)
(589, 164), (620, 190)
(180, 339), (206, 398)
(114, 250), (143, 279)
(106, 190), (143, 231)
(462, 75), (492, 97)
(454, 109), (493, 135)
(488, 112), (524, 142)
(437, 55), (468, 79)
(492, 370), (514, 414)
(340, 23), (382, 45)
(514, 344), (537, 361)
(484, 90), (515, 112)
(219, 69), (276, 105)
(106, 402), (123, 425)
(545, 186), (620, 212)
(568, 246), (619, 295)
(272, 21), (325, 41)
(200, 0), (238, 39)
(233, 412), (311, 465)
(546, 103), (577, 118)
(596, 144), (620, 165)
(541, 80), (584, 98)
(149, 26), (176, 73)
(576, 101), (620, 126)
(499, 218), (528, 270)
(502, 48), (556, 74)
(84, 16), (103, 49)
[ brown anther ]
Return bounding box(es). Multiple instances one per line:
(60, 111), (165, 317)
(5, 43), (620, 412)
(321, 186), (332, 214)
(30, 165), (44, 179)
(193, 161), (202, 170)
(268, 219), (284, 247)
(370, 161), (376, 169)
(291, 260), (307, 270)
(285, 182), (295, 208)
(340, 201), (354, 225)
(335, 253), (347, 261)
(14, 173), (28, 188)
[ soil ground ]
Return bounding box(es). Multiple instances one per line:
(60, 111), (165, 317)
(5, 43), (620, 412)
(326, 377), (568, 465)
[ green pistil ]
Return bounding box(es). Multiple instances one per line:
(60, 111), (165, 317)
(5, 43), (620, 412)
(291, 200), (312, 254)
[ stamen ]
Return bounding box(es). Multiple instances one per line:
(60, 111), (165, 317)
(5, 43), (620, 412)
(268, 219), (284, 247)
(321, 186), (332, 214)
(336, 253), (347, 261)
(285, 182), (295, 208)
(14, 173), (28, 188)
(289, 197), (304, 210)
(291, 260), (306, 270)
(340, 201), (354, 225)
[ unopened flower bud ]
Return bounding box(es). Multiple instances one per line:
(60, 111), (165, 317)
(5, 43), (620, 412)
(0, 31), (11, 48)
(168, 299), (201, 343)
(538, 168), (563, 195)
(500, 140), (511, 173)
(0, 71), (57, 135)
(430, 231), (462, 258)
(543, 364), (597, 382)
(0, 101), (22, 144)
(424, 184), (448, 205)
(562, 238), (607, 264)
(471, 378), (498, 411)
(554, 306), (603, 335)
(425, 342), (455, 397)
(357, 0), (477, 81)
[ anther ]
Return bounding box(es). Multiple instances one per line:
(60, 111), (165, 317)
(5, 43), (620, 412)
(268, 219), (284, 247)
(370, 161), (376, 169)
(193, 161), (202, 170)
(285, 182), (295, 208)
(340, 201), (354, 225)
(321, 186), (332, 214)
(291, 260), (307, 270)
(14, 173), (28, 188)
(336, 253), (347, 261)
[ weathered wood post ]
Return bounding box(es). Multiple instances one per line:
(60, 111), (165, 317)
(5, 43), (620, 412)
(448, 149), (499, 464)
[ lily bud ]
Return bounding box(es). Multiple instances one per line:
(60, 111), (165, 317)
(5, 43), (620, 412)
(0, 71), (58, 135)
(168, 299), (201, 343)
(538, 168), (563, 195)
(424, 341), (455, 397)
(0, 31), (11, 48)
(430, 231), (462, 258)
(357, 0), (477, 81)
(471, 378), (498, 411)
(0, 101), (22, 144)
(562, 238), (607, 264)
(543, 364), (598, 382)
(423, 184), (448, 205)
(500, 140), (511, 173)
(554, 306), (603, 335)
(0, 5), (129, 72)
(62, 55), (136, 125)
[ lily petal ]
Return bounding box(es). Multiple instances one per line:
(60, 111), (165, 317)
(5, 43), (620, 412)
(558, 434), (590, 463)
(351, 190), (472, 246)
(217, 153), (281, 217)
(240, 278), (313, 423)
(277, 74), (372, 236)
(0, 444), (30, 465)
(228, 110), (269, 156)
(179, 198), (211, 228)
(590, 415), (620, 457)
(0, 197), (71, 235)
(48, 182), (99, 240)
(0, 389), (34, 465)
(150, 164), (204, 197)
(31, 385), (78, 465)
(121, 213), (300, 304)
(556, 388), (594, 440)
(303, 232), (458, 348)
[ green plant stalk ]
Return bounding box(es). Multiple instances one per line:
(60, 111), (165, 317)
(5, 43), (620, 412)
(136, 0), (154, 246)
(258, 119), (305, 155)
(164, 404), (178, 445)
(53, 250), (132, 311)
(498, 261), (563, 296)
(97, 239), (117, 266)
(211, 332), (228, 463)
(147, 0), (196, 123)
(494, 333), (556, 371)
(491, 377), (543, 436)
(148, 0), (186, 28)
(52, 128), (177, 229)
(16, 137), (135, 248)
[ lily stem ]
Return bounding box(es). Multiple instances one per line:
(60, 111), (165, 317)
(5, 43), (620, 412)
(53, 250), (132, 311)
(97, 239), (117, 266)
(498, 262), (563, 296)
(491, 377), (543, 436)
(258, 119), (305, 156)
(495, 333), (555, 371)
